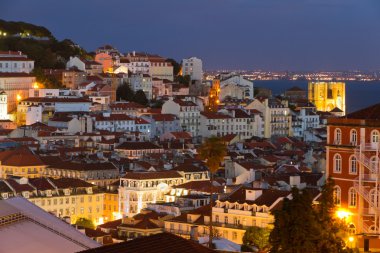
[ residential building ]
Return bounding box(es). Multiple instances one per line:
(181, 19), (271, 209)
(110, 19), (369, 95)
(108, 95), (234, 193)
(129, 73), (153, 99)
(246, 98), (292, 138)
(161, 97), (201, 137)
(119, 171), (185, 216)
(142, 113), (181, 138)
(93, 113), (135, 132)
(0, 72), (35, 113)
(0, 147), (47, 179)
(182, 57), (203, 81)
(44, 160), (119, 186)
(0, 51), (34, 73)
(326, 103), (380, 249)
(115, 142), (164, 159)
(220, 74), (254, 100)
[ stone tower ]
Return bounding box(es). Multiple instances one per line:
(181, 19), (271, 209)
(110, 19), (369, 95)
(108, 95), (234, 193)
(308, 82), (346, 115)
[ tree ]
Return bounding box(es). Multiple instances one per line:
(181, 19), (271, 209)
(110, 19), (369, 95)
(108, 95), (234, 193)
(270, 188), (321, 253)
(175, 75), (191, 86)
(269, 185), (354, 253)
(134, 90), (149, 106)
(243, 226), (270, 252)
(198, 136), (227, 248)
(116, 82), (135, 101)
(166, 58), (181, 76)
(75, 217), (95, 229)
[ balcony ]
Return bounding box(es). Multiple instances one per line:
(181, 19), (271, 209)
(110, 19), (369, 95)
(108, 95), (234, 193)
(228, 209), (253, 216)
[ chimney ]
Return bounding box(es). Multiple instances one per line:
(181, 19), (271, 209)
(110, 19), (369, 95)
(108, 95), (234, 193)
(245, 189), (262, 201)
(289, 175), (301, 187)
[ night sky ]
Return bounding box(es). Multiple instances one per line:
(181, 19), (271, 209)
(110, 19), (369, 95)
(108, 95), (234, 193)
(1, 0), (380, 71)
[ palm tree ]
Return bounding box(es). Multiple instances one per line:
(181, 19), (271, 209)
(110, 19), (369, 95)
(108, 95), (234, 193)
(199, 136), (227, 248)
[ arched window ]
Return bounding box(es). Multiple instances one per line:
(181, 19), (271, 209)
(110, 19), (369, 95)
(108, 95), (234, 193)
(371, 130), (379, 144)
(370, 156), (378, 173)
(334, 128), (342, 144)
(349, 155), (357, 174)
(334, 154), (342, 173)
(350, 129), (357, 145)
(348, 188), (357, 207)
(333, 186), (341, 205)
(370, 189), (379, 207)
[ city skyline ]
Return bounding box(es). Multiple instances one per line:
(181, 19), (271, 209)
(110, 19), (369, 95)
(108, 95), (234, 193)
(1, 0), (380, 71)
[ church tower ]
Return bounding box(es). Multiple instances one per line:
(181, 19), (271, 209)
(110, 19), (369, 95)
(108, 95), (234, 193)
(308, 82), (346, 115)
(0, 91), (9, 120)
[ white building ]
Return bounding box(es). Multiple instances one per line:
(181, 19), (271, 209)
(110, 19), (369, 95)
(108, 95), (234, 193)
(199, 109), (264, 139)
(291, 108), (320, 138)
(0, 51), (34, 73)
(25, 105), (43, 125)
(142, 114), (181, 138)
(181, 57), (203, 81)
(246, 98), (292, 138)
(93, 112), (135, 132)
(220, 74), (254, 99)
(161, 97), (201, 137)
(119, 171), (185, 216)
(29, 88), (60, 98)
(129, 73), (153, 99)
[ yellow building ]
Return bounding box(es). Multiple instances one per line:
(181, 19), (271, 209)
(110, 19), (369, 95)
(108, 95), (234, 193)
(103, 191), (120, 222)
(0, 147), (47, 179)
(0, 177), (105, 225)
(308, 81), (346, 115)
(207, 79), (220, 112)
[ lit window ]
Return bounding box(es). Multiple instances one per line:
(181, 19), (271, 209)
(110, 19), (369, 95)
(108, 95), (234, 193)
(333, 154), (342, 173)
(350, 129), (357, 145)
(349, 155), (357, 174)
(334, 128), (342, 145)
(348, 188), (357, 207)
(333, 186), (341, 205)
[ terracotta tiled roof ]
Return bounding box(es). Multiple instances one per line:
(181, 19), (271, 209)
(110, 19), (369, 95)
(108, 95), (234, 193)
(98, 219), (122, 229)
(169, 131), (192, 139)
(28, 178), (55, 191)
(0, 57), (33, 61)
(0, 72), (34, 77)
(172, 164), (207, 173)
(95, 114), (134, 121)
(49, 161), (118, 172)
(78, 232), (216, 253)
(151, 114), (177, 121)
(48, 177), (93, 188)
(173, 180), (223, 194)
(21, 97), (91, 103)
(345, 103), (380, 120)
(0, 147), (45, 167)
(116, 141), (161, 150)
(200, 112), (231, 119)
(123, 171), (183, 180)
(5, 179), (35, 193)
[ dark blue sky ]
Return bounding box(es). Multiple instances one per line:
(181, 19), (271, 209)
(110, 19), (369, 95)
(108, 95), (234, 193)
(1, 0), (380, 71)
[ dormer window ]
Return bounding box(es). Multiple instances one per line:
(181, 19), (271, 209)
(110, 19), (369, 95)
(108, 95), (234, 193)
(64, 189), (70, 196)
(86, 187), (93, 194)
(2, 193), (8, 199)
(46, 190), (52, 197)
(22, 192), (30, 198)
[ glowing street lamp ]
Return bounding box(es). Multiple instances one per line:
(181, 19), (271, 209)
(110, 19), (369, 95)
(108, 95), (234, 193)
(16, 94), (22, 101)
(336, 209), (352, 220)
(33, 82), (40, 89)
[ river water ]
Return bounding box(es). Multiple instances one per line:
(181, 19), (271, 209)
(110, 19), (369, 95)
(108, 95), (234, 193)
(254, 80), (380, 114)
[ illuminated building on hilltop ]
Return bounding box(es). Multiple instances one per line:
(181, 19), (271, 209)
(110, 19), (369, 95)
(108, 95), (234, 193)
(207, 79), (220, 112)
(308, 81), (345, 115)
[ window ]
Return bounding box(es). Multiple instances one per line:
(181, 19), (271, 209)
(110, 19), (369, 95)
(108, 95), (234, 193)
(333, 186), (341, 205)
(349, 155), (357, 174)
(215, 215), (219, 223)
(371, 130), (379, 144)
(348, 188), (357, 207)
(370, 189), (379, 207)
(224, 216), (228, 224)
(334, 128), (341, 144)
(350, 129), (357, 145)
(333, 154), (342, 173)
(370, 156), (378, 173)
(232, 232), (237, 240)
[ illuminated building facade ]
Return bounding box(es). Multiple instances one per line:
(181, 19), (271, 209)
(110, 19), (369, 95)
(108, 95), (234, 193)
(308, 81), (346, 115)
(207, 79), (220, 112)
(327, 103), (380, 250)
